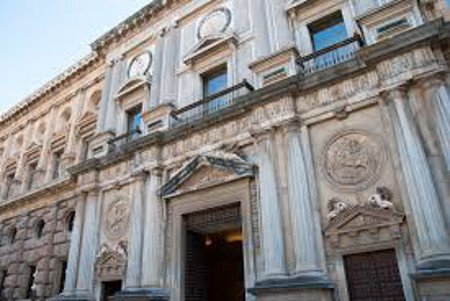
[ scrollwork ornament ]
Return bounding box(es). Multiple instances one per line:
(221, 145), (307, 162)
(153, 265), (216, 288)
(321, 129), (386, 191)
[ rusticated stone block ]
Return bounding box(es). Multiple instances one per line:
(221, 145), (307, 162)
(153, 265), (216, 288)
(7, 263), (19, 274)
(53, 244), (69, 257)
(53, 232), (68, 244)
(4, 275), (18, 287)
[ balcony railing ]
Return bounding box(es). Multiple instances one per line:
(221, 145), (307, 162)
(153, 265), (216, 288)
(170, 80), (254, 128)
(107, 127), (142, 151)
(298, 35), (363, 75)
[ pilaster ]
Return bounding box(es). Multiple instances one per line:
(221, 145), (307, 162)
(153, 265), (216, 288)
(386, 86), (450, 269)
(420, 76), (450, 172)
(253, 129), (287, 279)
(284, 122), (327, 277)
(124, 170), (147, 288)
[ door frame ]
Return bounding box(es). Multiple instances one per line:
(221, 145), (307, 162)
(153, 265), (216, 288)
(333, 243), (414, 301)
(165, 178), (256, 301)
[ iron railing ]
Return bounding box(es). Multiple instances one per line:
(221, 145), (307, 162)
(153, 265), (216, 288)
(170, 80), (254, 127)
(107, 127), (142, 151)
(298, 35), (363, 75)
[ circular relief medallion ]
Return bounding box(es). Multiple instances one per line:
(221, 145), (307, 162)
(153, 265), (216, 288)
(197, 7), (232, 40)
(104, 199), (130, 240)
(321, 130), (385, 191)
(128, 51), (152, 78)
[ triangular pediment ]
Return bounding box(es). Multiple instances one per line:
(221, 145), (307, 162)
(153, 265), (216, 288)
(115, 76), (150, 100)
(184, 34), (238, 65)
(325, 205), (405, 235)
(160, 151), (254, 197)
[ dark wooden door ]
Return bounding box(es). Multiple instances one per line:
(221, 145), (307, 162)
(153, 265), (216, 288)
(344, 249), (405, 301)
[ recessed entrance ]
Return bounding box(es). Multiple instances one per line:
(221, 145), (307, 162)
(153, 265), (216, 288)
(184, 204), (244, 301)
(344, 249), (405, 301)
(101, 280), (122, 301)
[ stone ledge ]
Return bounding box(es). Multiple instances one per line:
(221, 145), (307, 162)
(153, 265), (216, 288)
(111, 288), (170, 301)
(247, 275), (334, 295)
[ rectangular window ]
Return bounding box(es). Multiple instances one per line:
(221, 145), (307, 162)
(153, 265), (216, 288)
(57, 260), (67, 294)
(26, 265), (36, 299)
(202, 66), (228, 113)
(0, 270), (6, 297)
(52, 151), (63, 180)
(309, 11), (348, 51)
(27, 163), (38, 190)
(3, 173), (15, 199)
(126, 105), (142, 135)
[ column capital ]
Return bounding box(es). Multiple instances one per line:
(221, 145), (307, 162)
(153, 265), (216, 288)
(382, 85), (409, 102)
(416, 73), (446, 91)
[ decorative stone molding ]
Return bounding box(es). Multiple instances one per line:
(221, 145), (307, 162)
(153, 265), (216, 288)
(197, 7), (232, 40)
(320, 129), (386, 191)
(325, 187), (405, 251)
(96, 242), (127, 281)
(159, 150), (255, 197)
(127, 51), (153, 78)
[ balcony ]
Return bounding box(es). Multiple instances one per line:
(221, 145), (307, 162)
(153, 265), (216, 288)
(298, 35), (363, 75)
(169, 80), (255, 128)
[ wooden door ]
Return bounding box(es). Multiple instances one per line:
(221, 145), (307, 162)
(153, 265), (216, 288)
(344, 249), (405, 301)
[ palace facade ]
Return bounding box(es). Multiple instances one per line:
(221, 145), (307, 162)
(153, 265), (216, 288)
(1, 0), (450, 300)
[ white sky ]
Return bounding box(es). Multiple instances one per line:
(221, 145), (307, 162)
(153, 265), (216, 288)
(0, 0), (150, 115)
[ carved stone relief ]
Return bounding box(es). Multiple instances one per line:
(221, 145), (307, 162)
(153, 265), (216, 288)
(325, 186), (404, 251)
(161, 97), (294, 160)
(104, 198), (131, 241)
(197, 7), (232, 40)
(96, 242), (127, 280)
(321, 130), (386, 191)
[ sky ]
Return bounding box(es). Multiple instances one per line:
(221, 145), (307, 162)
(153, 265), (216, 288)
(0, 0), (150, 115)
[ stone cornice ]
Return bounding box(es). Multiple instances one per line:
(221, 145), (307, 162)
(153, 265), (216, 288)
(90, 0), (167, 52)
(0, 52), (103, 128)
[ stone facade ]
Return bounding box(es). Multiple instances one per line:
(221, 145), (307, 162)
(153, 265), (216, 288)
(1, 0), (450, 300)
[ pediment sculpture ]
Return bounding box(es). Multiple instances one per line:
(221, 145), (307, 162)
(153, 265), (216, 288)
(159, 150), (255, 197)
(325, 186), (405, 250)
(96, 241), (127, 281)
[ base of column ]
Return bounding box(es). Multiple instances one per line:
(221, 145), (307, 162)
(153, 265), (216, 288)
(112, 288), (170, 301)
(50, 291), (94, 301)
(417, 254), (450, 270)
(248, 275), (333, 300)
(411, 268), (450, 300)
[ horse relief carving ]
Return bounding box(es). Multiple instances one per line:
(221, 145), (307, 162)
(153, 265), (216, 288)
(322, 130), (385, 191)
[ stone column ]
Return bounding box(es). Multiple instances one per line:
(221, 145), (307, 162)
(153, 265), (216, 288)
(422, 77), (450, 172)
(388, 87), (450, 268)
(248, 0), (271, 58)
(105, 57), (126, 133)
(264, 0), (293, 51)
(76, 189), (100, 295)
(285, 123), (326, 276)
(255, 131), (287, 278)
(149, 35), (165, 108)
(96, 61), (114, 132)
(125, 171), (147, 288)
(63, 193), (86, 294)
(159, 27), (179, 105)
(141, 170), (163, 287)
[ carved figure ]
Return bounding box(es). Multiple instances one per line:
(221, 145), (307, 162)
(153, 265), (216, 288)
(368, 186), (394, 210)
(327, 197), (350, 220)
